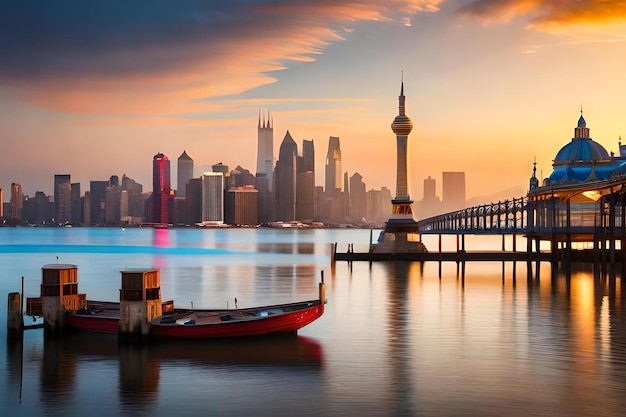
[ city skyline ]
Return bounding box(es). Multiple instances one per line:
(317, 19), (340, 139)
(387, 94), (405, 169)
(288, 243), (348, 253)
(2, 2), (626, 200)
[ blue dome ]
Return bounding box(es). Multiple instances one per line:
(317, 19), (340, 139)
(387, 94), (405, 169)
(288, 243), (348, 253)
(553, 138), (610, 165)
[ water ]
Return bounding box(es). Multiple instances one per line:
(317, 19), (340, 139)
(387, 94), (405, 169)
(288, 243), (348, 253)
(1, 227), (625, 417)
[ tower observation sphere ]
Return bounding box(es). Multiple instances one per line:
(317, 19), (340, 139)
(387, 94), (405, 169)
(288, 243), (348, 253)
(391, 83), (413, 136)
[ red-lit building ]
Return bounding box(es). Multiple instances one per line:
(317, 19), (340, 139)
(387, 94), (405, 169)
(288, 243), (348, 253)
(152, 153), (171, 224)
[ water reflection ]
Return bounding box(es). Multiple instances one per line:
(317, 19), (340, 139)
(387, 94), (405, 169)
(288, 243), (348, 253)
(382, 261), (419, 416)
(33, 333), (323, 416)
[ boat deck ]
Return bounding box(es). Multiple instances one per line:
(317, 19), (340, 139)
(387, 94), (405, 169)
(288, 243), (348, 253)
(156, 301), (321, 326)
(72, 300), (120, 319)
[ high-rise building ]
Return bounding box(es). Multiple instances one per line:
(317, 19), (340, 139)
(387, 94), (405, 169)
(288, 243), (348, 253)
(256, 109), (274, 189)
(349, 172), (367, 223)
(325, 136), (342, 196)
(121, 174), (144, 221)
(367, 187), (392, 226)
(10, 182), (23, 221)
(120, 190), (129, 219)
(274, 131), (298, 221)
(83, 191), (91, 225)
(54, 174), (71, 224)
(177, 150), (194, 198)
(152, 153), (171, 224)
(23, 191), (53, 224)
(201, 172), (224, 224)
(89, 181), (108, 224)
(296, 139), (315, 221)
(0, 188), (3, 218)
(418, 176), (442, 220)
(225, 186), (258, 226)
(320, 136), (344, 223)
(442, 172), (466, 212)
(71, 183), (82, 224)
(230, 165), (255, 188)
(105, 175), (121, 225)
(185, 178), (203, 225)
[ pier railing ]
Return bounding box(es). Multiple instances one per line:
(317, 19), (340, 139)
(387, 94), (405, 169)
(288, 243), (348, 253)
(417, 197), (529, 235)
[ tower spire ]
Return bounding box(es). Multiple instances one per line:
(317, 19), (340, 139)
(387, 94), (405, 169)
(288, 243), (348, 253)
(399, 78), (406, 117)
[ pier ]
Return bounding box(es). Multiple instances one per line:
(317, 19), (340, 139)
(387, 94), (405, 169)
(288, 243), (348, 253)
(334, 111), (626, 268)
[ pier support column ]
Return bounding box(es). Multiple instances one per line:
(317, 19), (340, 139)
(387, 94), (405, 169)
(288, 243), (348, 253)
(41, 264), (82, 338)
(7, 292), (23, 341)
(119, 269), (163, 343)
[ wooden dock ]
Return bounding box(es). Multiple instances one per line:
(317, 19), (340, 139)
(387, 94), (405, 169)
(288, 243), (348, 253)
(333, 250), (552, 263)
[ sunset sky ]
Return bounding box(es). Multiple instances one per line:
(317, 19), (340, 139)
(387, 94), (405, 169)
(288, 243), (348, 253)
(2, 1), (626, 203)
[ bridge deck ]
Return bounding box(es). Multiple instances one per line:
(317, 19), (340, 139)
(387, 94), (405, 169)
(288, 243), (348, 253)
(334, 251), (552, 262)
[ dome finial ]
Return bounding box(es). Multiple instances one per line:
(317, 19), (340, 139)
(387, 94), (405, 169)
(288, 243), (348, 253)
(577, 106), (587, 128)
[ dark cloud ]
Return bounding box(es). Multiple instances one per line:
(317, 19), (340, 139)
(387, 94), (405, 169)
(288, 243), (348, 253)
(0, 0), (439, 81)
(0, 1), (266, 79)
(0, 0), (441, 114)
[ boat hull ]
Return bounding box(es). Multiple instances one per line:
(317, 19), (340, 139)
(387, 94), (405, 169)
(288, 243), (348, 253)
(63, 300), (324, 339)
(65, 313), (119, 334)
(150, 301), (324, 340)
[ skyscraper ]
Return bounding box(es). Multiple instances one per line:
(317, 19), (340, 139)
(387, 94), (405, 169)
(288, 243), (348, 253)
(89, 180), (108, 225)
(71, 183), (82, 224)
(54, 174), (71, 224)
(296, 139), (315, 221)
(121, 174), (144, 221)
(324, 136), (342, 196)
(152, 153), (171, 224)
(349, 172), (367, 223)
(185, 178), (203, 225)
(105, 175), (121, 225)
(274, 131), (298, 221)
(201, 172), (224, 224)
(442, 172), (466, 212)
(10, 183), (22, 221)
(225, 186), (258, 226)
(418, 176), (442, 220)
(177, 150), (193, 198)
(256, 109), (274, 188)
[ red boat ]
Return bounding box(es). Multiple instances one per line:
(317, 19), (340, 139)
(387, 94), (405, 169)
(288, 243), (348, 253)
(64, 278), (326, 340)
(149, 298), (325, 339)
(65, 301), (120, 334)
(54, 265), (326, 339)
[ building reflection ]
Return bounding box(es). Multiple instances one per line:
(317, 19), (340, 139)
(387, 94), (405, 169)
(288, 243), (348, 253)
(380, 261), (420, 416)
(36, 332), (323, 414)
(152, 228), (170, 268)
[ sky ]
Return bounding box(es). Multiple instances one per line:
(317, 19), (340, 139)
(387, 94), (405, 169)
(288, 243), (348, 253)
(2, 0), (626, 203)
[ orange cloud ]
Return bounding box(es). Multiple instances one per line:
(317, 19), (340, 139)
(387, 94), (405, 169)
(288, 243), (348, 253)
(459, 0), (626, 30)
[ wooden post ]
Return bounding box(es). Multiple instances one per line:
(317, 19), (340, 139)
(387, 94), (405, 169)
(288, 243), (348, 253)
(566, 198), (572, 266)
(7, 292), (23, 341)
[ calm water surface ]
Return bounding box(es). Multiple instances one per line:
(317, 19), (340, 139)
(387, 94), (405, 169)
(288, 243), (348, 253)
(1, 227), (625, 417)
